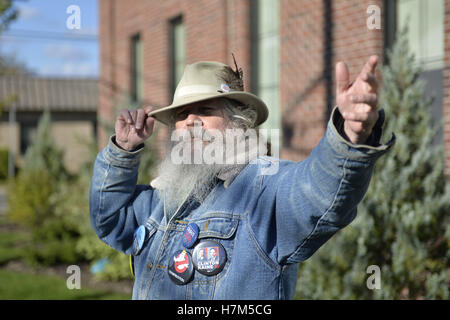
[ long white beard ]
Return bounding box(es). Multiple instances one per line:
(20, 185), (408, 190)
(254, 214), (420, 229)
(155, 127), (245, 214)
(156, 157), (225, 213)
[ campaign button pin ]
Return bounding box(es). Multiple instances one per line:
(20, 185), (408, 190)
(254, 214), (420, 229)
(132, 225), (146, 256)
(168, 250), (194, 285)
(182, 223), (199, 248)
(220, 83), (230, 93)
(192, 240), (227, 276)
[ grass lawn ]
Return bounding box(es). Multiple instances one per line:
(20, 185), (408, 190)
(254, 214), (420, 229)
(0, 269), (131, 299)
(0, 216), (131, 300)
(0, 230), (27, 265)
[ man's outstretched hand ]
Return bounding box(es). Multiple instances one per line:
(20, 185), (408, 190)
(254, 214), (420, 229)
(336, 55), (380, 144)
(115, 106), (155, 151)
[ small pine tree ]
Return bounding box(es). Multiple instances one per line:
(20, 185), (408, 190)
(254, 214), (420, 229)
(295, 29), (450, 299)
(8, 110), (81, 265)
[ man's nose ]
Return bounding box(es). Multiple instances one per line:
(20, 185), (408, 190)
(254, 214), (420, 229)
(185, 113), (203, 127)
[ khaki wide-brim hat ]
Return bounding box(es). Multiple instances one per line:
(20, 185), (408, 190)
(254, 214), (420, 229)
(148, 61), (269, 126)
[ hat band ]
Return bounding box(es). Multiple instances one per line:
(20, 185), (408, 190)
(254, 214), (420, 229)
(175, 85), (220, 99)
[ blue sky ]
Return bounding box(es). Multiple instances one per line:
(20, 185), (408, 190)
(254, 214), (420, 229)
(0, 0), (98, 77)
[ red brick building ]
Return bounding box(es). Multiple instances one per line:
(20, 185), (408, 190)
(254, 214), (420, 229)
(98, 0), (450, 172)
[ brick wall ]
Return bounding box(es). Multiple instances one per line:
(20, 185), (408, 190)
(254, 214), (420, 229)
(279, 0), (326, 160)
(279, 0), (383, 160)
(98, 0), (252, 151)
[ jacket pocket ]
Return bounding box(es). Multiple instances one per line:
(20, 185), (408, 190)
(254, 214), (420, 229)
(189, 214), (239, 286)
(196, 215), (239, 240)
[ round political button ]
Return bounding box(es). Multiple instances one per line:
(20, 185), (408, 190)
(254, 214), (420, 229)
(182, 223), (199, 248)
(192, 240), (227, 276)
(168, 250), (194, 285)
(132, 225), (146, 256)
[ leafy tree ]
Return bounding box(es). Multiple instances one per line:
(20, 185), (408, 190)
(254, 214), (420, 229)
(0, 54), (34, 76)
(0, 0), (17, 33)
(295, 29), (450, 299)
(0, 0), (19, 115)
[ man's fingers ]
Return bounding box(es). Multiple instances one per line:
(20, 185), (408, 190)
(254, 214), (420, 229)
(350, 93), (378, 107)
(361, 72), (378, 91)
(336, 61), (350, 94)
(360, 55), (378, 78)
(144, 105), (154, 115)
(119, 109), (134, 124)
(135, 109), (146, 130)
(130, 109), (137, 122)
(343, 109), (378, 122)
(144, 116), (155, 137)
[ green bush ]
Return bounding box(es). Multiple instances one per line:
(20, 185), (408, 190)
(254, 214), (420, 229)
(7, 111), (81, 266)
(62, 117), (158, 280)
(54, 165), (133, 280)
(7, 105), (158, 277)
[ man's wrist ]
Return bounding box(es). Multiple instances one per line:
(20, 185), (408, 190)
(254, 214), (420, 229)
(116, 140), (135, 151)
(332, 106), (386, 148)
(343, 121), (371, 145)
(112, 136), (144, 152)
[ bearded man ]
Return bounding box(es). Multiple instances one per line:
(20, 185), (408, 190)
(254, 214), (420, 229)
(90, 56), (395, 300)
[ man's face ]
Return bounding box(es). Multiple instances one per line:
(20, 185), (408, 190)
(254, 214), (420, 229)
(174, 99), (229, 135)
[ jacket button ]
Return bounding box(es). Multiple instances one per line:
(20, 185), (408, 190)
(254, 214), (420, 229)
(147, 262), (153, 270)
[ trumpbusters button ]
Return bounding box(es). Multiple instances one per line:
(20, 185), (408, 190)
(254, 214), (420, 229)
(168, 250), (194, 285)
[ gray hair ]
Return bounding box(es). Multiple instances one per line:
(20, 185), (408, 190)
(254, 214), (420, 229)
(221, 98), (258, 130)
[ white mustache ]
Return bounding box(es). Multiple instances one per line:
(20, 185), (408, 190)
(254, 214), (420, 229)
(174, 127), (214, 142)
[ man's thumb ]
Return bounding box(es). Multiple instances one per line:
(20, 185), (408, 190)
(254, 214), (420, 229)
(336, 61), (350, 94)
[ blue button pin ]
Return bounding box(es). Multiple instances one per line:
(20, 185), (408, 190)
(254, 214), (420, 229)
(182, 223), (199, 248)
(132, 225), (146, 255)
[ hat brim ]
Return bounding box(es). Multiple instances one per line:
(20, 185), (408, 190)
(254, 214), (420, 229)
(148, 91), (268, 127)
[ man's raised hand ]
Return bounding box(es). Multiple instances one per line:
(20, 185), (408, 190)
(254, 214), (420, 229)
(336, 55), (380, 144)
(115, 106), (155, 151)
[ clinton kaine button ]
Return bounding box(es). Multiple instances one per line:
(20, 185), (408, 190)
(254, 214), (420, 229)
(132, 225), (146, 256)
(182, 223), (199, 248)
(192, 240), (227, 276)
(168, 250), (194, 285)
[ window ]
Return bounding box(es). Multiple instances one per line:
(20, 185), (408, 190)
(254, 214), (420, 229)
(130, 33), (143, 104)
(397, 0), (444, 70)
(251, 0), (280, 130)
(20, 122), (37, 155)
(395, 0), (444, 144)
(170, 16), (186, 97)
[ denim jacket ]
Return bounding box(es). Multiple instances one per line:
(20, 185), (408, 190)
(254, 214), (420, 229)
(89, 107), (395, 299)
